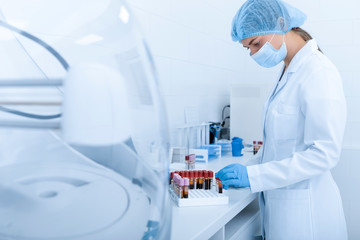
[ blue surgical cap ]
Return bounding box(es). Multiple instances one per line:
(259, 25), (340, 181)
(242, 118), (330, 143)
(231, 0), (307, 42)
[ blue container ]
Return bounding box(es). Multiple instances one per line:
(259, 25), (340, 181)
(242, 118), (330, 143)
(231, 137), (244, 157)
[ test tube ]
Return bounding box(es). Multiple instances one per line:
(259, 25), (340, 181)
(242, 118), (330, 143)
(173, 173), (180, 191)
(185, 155), (190, 170)
(216, 177), (223, 194)
(179, 178), (184, 198)
(169, 172), (174, 185)
(198, 171), (204, 189)
(194, 171), (198, 189)
(209, 171), (214, 190)
(185, 171), (190, 179)
(196, 171), (200, 189)
(189, 154), (196, 170)
(183, 177), (189, 198)
(173, 175), (179, 195)
(204, 171), (209, 190)
(174, 171), (180, 180)
(253, 141), (257, 154)
(258, 141), (263, 153)
(189, 171), (195, 189)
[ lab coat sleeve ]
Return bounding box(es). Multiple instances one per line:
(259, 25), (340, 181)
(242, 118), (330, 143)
(247, 64), (347, 193)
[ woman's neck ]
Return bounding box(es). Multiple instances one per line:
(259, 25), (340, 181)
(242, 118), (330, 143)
(283, 31), (307, 69)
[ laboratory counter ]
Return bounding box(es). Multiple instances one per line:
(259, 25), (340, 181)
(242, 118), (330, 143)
(170, 153), (261, 240)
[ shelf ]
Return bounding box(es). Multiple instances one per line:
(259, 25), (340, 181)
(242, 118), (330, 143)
(225, 199), (261, 240)
(170, 154), (260, 240)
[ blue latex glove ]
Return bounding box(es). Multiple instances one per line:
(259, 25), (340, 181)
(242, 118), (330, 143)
(215, 164), (250, 189)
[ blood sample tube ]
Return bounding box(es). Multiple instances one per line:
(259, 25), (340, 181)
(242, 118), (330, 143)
(183, 177), (189, 198)
(216, 177), (223, 194)
(169, 172), (174, 185)
(189, 154), (196, 170)
(198, 171), (204, 189)
(194, 171), (198, 189)
(179, 178), (184, 198)
(176, 176), (182, 196)
(253, 141), (257, 154)
(209, 171), (214, 190)
(258, 141), (263, 153)
(196, 171), (200, 189)
(204, 171), (209, 190)
(173, 173), (180, 191)
(189, 171), (195, 189)
(185, 171), (190, 179)
(185, 155), (190, 170)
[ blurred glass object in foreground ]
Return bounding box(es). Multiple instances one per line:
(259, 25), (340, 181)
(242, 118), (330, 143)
(0, 0), (171, 239)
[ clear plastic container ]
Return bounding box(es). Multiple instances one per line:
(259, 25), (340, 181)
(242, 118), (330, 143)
(216, 139), (232, 156)
(199, 145), (221, 159)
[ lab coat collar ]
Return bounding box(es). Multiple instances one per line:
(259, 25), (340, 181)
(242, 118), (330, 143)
(286, 39), (319, 73)
(271, 39), (319, 96)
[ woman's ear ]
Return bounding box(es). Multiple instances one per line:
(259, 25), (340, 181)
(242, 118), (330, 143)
(277, 17), (287, 31)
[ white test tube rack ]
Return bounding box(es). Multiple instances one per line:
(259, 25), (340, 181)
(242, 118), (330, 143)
(177, 122), (210, 152)
(169, 186), (228, 207)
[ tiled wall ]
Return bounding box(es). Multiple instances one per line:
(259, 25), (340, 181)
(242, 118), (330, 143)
(128, 1), (360, 238)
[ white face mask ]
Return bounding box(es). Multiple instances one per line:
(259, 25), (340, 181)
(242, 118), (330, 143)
(251, 34), (287, 68)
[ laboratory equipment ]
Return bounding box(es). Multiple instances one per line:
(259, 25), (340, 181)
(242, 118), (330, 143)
(198, 144), (221, 159)
(170, 147), (187, 163)
(253, 141), (263, 154)
(209, 122), (221, 144)
(169, 170), (228, 207)
(185, 154), (196, 170)
(177, 123), (210, 150)
(183, 178), (189, 199)
(216, 139), (232, 156)
(231, 137), (244, 157)
(0, 1), (171, 239)
(216, 177), (223, 194)
(220, 104), (230, 140)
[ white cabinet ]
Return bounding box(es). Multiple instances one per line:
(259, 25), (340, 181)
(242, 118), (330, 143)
(171, 154), (262, 240)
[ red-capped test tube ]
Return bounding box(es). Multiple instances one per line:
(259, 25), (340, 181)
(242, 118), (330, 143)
(216, 177), (223, 194)
(209, 171), (214, 190)
(179, 178), (184, 198)
(189, 171), (195, 189)
(204, 171), (209, 190)
(169, 172), (174, 185)
(197, 171), (204, 189)
(183, 177), (189, 198)
(173, 173), (180, 192)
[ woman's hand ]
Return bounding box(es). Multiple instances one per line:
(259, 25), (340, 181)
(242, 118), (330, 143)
(215, 164), (250, 189)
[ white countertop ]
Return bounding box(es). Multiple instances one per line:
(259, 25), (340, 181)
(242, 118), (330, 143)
(170, 152), (258, 240)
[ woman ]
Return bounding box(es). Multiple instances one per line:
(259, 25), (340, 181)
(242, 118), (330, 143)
(216, 0), (348, 239)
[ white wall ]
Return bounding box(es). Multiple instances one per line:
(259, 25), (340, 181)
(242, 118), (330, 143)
(128, 0), (280, 146)
(128, 0), (360, 239)
(290, 1), (360, 239)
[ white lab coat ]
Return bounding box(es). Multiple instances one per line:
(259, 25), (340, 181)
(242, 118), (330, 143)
(247, 39), (348, 240)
